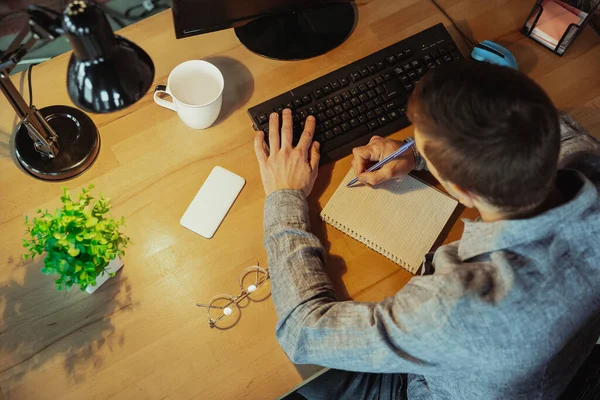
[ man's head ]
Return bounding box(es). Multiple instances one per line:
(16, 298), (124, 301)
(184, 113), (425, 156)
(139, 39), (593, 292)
(407, 61), (560, 214)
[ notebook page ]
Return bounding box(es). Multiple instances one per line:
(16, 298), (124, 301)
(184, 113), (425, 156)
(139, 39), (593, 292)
(321, 169), (458, 273)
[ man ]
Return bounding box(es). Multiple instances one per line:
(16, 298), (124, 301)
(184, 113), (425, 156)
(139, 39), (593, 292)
(253, 61), (600, 399)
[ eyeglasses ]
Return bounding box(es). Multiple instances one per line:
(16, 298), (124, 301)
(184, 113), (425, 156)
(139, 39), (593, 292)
(196, 264), (270, 329)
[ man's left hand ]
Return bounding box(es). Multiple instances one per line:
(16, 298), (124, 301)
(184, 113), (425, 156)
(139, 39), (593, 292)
(254, 109), (320, 197)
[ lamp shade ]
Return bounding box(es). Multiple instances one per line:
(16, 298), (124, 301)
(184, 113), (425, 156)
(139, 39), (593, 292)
(62, 0), (154, 113)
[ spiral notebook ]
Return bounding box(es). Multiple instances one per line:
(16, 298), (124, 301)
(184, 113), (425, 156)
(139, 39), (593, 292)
(321, 169), (458, 274)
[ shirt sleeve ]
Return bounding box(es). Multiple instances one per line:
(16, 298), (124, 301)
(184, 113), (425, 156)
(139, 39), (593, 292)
(263, 190), (459, 375)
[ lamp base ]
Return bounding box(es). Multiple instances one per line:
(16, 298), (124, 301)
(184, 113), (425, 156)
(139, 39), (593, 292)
(15, 105), (100, 181)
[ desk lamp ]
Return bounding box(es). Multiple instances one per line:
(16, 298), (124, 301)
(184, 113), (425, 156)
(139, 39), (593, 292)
(0, 0), (154, 180)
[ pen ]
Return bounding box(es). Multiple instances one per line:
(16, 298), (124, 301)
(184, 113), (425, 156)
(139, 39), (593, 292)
(346, 139), (416, 187)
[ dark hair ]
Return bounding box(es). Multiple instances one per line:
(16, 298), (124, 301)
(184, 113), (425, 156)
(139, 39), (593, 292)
(407, 61), (560, 211)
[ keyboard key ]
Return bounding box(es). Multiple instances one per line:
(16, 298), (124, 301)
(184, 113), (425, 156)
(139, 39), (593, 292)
(358, 104), (368, 113)
(375, 107), (385, 116)
(427, 61), (436, 68)
(324, 130), (334, 140)
(367, 90), (377, 99)
(404, 82), (414, 92)
(396, 50), (405, 60)
(375, 76), (385, 85)
(350, 72), (362, 82)
(257, 114), (268, 124)
(341, 112), (351, 121)
(373, 97), (383, 106)
(358, 115), (368, 124)
(299, 110), (308, 119)
(332, 116), (343, 125)
(384, 101), (397, 111)
(316, 102), (326, 111)
(350, 87), (360, 97)
(342, 101), (352, 110)
(302, 95), (312, 104)
(351, 97), (361, 107)
(324, 120), (334, 129)
(333, 126), (343, 136)
(443, 54), (453, 63)
(307, 106), (317, 115)
(404, 48), (413, 57)
(349, 108), (359, 118)
(435, 58), (443, 66)
(313, 88), (325, 99)
(378, 115), (390, 125)
(333, 95), (343, 104)
(342, 91), (352, 100)
(294, 98), (303, 107)
(275, 105), (284, 113)
(366, 101), (376, 110)
(358, 83), (368, 92)
(439, 47), (447, 55)
(359, 67), (369, 76)
(384, 80), (404, 99)
(376, 61), (385, 70)
(333, 105), (344, 114)
(388, 110), (400, 120)
(331, 81), (341, 90)
(368, 64), (378, 74)
(317, 112), (327, 121)
(394, 67), (403, 75)
(349, 118), (359, 128)
(383, 73), (393, 81)
(359, 93), (369, 103)
(408, 71), (417, 80)
(375, 86), (385, 95)
(326, 109), (336, 118)
(386, 55), (397, 65)
(340, 122), (350, 132)
(423, 54), (433, 63)
(340, 77), (350, 87)
(366, 80), (376, 89)
(430, 49), (439, 58)
(367, 120), (379, 130)
(399, 74), (410, 83)
(285, 102), (294, 110)
(411, 60), (420, 68)
(451, 51), (462, 60)
(323, 84), (333, 94)
(366, 110), (377, 120)
(402, 63), (411, 71)
(325, 99), (335, 108)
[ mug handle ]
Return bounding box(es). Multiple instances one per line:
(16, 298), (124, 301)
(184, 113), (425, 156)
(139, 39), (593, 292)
(154, 84), (176, 111)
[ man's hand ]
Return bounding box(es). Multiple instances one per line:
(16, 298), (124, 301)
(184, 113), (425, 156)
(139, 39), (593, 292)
(254, 109), (320, 197)
(351, 136), (415, 186)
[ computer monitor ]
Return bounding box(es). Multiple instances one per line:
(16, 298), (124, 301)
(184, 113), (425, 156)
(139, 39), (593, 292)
(171, 0), (356, 60)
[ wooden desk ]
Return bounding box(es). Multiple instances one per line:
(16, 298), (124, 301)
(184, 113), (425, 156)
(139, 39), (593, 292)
(1, 1), (600, 399)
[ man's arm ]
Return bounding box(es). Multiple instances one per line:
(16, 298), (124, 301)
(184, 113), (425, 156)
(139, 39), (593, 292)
(264, 190), (457, 374)
(558, 111), (600, 169)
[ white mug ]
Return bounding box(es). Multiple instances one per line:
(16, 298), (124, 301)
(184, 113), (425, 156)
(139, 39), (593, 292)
(154, 60), (224, 129)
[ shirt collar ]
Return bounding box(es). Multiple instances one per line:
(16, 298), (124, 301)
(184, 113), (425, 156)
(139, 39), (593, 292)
(458, 170), (598, 261)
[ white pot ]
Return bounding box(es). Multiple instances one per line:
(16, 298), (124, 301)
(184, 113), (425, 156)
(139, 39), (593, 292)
(85, 257), (124, 294)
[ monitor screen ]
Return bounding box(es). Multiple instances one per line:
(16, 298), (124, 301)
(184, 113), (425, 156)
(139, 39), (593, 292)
(172, 0), (347, 39)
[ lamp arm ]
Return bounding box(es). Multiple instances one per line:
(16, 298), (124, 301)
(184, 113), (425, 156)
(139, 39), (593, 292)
(0, 5), (65, 159)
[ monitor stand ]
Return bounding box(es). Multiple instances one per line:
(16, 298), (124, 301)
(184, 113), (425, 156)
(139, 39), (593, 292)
(234, 2), (357, 61)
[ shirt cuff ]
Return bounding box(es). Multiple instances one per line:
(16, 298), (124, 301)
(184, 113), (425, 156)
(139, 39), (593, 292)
(264, 189), (311, 233)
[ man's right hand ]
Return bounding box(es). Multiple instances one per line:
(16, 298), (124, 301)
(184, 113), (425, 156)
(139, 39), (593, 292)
(351, 136), (416, 186)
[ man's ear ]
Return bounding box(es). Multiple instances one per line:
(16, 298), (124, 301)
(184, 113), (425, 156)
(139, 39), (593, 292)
(446, 182), (476, 208)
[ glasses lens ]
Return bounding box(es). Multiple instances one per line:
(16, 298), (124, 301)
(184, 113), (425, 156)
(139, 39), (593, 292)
(205, 294), (240, 329)
(239, 265), (270, 300)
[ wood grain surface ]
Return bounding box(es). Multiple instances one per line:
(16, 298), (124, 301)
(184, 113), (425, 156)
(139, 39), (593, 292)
(1, 1), (599, 399)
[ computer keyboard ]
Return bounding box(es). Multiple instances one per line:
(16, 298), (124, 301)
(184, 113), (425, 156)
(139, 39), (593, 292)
(247, 23), (463, 165)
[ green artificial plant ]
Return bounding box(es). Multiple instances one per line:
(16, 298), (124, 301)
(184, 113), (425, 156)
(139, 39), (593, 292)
(23, 185), (130, 291)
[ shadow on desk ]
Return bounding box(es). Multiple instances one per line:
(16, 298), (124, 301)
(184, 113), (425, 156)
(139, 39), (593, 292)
(204, 56), (254, 127)
(0, 256), (134, 386)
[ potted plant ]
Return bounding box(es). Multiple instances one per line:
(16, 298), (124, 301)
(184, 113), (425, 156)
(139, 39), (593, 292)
(23, 185), (130, 293)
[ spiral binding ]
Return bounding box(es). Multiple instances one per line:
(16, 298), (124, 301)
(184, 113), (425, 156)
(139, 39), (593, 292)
(321, 214), (410, 271)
